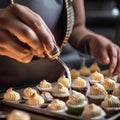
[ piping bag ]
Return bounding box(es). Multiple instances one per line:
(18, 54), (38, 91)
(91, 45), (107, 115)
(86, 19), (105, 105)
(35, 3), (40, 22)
(43, 44), (72, 90)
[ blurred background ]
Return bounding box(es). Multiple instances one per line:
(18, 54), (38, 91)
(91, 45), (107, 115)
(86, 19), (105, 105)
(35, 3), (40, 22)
(60, 0), (120, 69)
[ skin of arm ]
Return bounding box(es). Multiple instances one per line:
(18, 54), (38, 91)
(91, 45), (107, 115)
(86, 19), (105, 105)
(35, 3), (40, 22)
(69, 0), (120, 76)
(0, 4), (55, 63)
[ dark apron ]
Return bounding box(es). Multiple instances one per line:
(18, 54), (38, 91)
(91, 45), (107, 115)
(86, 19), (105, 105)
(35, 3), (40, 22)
(0, 0), (74, 92)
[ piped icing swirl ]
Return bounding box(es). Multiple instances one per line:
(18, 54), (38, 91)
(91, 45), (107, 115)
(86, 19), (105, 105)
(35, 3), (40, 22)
(70, 69), (79, 79)
(83, 103), (104, 118)
(103, 95), (120, 107)
(52, 83), (69, 97)
(3, 88), (20, 101)
(39, 80), (52, 88)
(68, 90), (85, 105)
(49, 99), (66, 111)
(72, 77), (86, 87)
(23, 87), (36, 97)
(112, 85), (120, 97)
(90, 71), (104, 82)
(26, 93), (44, 105)
(58, 75), (70, 88)
(89, 83), (107, 96)
(90, 63), (100, 73)
(102, 78), (115, 90)
(79, 66), (90, 76)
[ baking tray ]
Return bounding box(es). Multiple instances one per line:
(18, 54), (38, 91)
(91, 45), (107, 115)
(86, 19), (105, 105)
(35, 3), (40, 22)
(1, 82), (120, 120)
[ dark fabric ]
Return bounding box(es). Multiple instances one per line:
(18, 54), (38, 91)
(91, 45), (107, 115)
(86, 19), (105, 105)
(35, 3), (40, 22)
(0, 0), (74, 92)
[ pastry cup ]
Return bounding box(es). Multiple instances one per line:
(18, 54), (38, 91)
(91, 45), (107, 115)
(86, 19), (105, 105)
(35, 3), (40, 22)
(101, 101), (120, 117)
(66, 100), (87, 115)
(52, 93), (69, 102)
(71, 85), (88, 95)
(87, 94), (105, 105)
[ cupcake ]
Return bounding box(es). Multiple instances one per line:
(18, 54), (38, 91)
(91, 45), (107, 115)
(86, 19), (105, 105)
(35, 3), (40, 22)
(26, 93), (44, 106)
(7, 110), (30, 120)
(82, 103), (106, 120)
(102, 78), (116, 94)
(23, 87), (37, 99)
(51, 82), (69, 102)
(41, 91), (53, 103)
(70, 69), (80, 79)
(89, 71), (104, 85)
(87, 83), (107, 105)
(3, 88), (21, 101)
(79, 66), (90, 77)
(101, 95), (120, 116)
(57, 75), (70, 88)
(66, 90), (87, 115)
(90, 62), (100, 73)
(48, 99), (67, 112)
(72, 77), (88, 95)
(112, 85), (120, 99)
(36, 80), (52, 93)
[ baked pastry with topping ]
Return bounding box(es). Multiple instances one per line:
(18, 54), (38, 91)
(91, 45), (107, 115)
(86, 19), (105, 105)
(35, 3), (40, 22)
(101, 95), (120, 115)
(23, 87), (37, 99)
(82, 103), (106, 119)
(51, 82), (69, 102)
(72, 77), (87, 95)
(112, 85), (120, 99)
(57, 75), (70, 88)
(7, 110), (30, 120)
(48, 99), (67, 112)
(70, 69), (79, 79)
(66, 90), (87, 115)
(3, 88), (20, 101)
(79, 66), (90, 76)
(26, 93), (44, 106)
(89, 71), (104, 85)
(102, 78), (116, 94)
(36, 80), (52, 93)
(87, 83), (107, 105)
(90, 62), (100, 73)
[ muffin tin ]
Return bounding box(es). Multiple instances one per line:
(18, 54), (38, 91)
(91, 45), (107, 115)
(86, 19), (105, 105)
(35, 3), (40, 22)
(0, 59), (120, 120)
(1, 80), (120, 120)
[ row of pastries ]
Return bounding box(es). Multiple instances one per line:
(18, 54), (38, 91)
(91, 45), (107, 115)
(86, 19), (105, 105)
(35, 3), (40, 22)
(3, 73), (120, 120)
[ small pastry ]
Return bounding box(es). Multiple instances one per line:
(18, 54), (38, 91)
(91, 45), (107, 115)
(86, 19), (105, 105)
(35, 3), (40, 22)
(7, 110), (30, 120)
(36, 80), (52, 93)
(82, 103), (106, 119)
(101, 95), (120, 116)
(112, 85), (120, 99)
(3, 88), (20, 101)
(51, 82), (69, 102)
(90, 62), (100, 73)
(89, 71), (104, 85)
(72, 77), (88, 95)
(87, 83), (107, 105)
(79, 66), (90, 76)
(48, 99), (67, 112)
(66, 90), (87, 115)
(57, 75), (70, 88)
(102, 78), (116, 94)
(23, 87), (37, 99)
(26, 93), (44, 106)
(70, 69), (80, 79)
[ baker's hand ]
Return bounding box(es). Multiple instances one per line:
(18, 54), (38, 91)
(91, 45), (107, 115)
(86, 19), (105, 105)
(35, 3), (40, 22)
(0, 4), (55, 63)
(90, 35), (120, 76)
